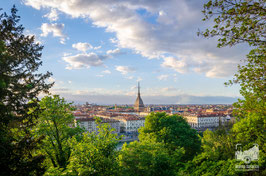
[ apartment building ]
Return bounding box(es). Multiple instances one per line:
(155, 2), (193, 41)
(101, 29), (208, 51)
(114, 116), (145, 133)
(184, 114), (230, 129)
(75, 116), (120, 133)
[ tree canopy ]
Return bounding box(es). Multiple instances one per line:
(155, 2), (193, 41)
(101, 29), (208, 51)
(66, 122), (121, 176)
(226, 47), (266, 118)
(201, 0), (265, 47)
(200, 0), (265, 119)
(0, 6), (52, 175)
(119, 139), (184, 176)
(32, 95), (84, 173)
(186, 1), (266, 175)
(139, 112), (201, 160)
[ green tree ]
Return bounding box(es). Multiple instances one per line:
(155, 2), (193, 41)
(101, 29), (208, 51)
(138, 112), (201, 160)
(227, 47), (265, 118)
(32, 95), (83, 174)
(119, 138), (184, 176)
(0, 6), (52, 176)
(200, 0), (265, 47)
(231, 112), (266, 175)
(180, 113), (265, 176)
(179, 129), (237, 176)
(66, 121), (120, 176)
(200, 0), (266, 119)
(182, 1), (266, 175)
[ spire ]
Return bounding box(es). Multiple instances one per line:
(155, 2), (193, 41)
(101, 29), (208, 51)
(138, 82), (140, 96)
(134, 81), (144, 112)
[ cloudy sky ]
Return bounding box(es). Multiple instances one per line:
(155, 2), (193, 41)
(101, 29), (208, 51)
(2, 0), (249, 104)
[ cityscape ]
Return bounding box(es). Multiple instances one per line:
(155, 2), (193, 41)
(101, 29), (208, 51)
(0, 0), (264, 176)
(74, 82), (234, 137)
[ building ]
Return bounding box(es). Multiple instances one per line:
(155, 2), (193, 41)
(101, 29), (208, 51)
(134, 82), (145, 112)
(100, 118), (121, 133)
(75, 117), (97, 133)
(139, 112), (150, 117)
(184, 114), (230, 131)
(75, 117), (120, 133)
(113, 116), (145, 133)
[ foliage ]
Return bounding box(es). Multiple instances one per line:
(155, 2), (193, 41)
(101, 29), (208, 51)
(200, 0), (265, 47)
(66, 122), (121, 176)
(180, 112), (265, 176)
(180, 157), (240, 176)
(226, 46), (266, 118)
(197, 1), (266, 175)
(179, 129), (234, 175)
(232, 112), (266, 175)
(138, 112), (201, 160)
(201, 129), (235, 161)
(119, 138), (184, 176)
(200, 0), (266, 119)
(32, 95), (84, 173)
(0, 6), (52, 175)
(232, 112), (265, 149)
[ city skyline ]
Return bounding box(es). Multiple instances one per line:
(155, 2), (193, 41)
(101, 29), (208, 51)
(1, 0), (250, 104)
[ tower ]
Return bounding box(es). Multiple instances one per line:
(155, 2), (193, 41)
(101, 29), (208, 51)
(134, 82), (145, 112)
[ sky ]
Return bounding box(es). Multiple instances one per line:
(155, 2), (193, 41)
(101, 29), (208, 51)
(1, 0), (250, 104)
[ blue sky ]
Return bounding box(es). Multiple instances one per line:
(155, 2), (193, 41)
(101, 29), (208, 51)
(1, 0), (249, 104)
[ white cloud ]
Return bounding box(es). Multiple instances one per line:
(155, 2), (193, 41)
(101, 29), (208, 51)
(115, 66), (135, 75)
(68, 80), (72, 84)
(110, 38), (118, 44)
(48, 90), (238, 104)
(46, 84), (239, 104)
(102, 70), (111, 74)
(62, 52), (107, 69)
(72, 42), (93, 52)
(40, 23), (67, 44)
(25, 0), (249, 78)
(94, 46), (102, 50)
(72, 42), (102, 52)
(161, 87), (178, 92)
(195, 62), (238, 78)
(43, 9), (58, 21)
(161, 57), (188, 74)
(157, 74), (169, 81)
(106, 48), (122, 55)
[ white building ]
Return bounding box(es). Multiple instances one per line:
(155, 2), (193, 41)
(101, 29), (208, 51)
(184, 114), (229, 129)
(101, 118), (120, 133)
(75, 117), (97, 133)
(114, 116), (145, 133)
(75, 117), (120, 133)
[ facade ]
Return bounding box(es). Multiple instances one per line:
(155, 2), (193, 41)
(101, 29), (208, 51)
(101, 118), (121, 133)
(114, 116), (145, 133)
(184, 114), (230, 130)
(75, 117), (120, 133)
(139, 112), (150, 117)
(75, 117), (97, 133)
(134, 82), (145, 112)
